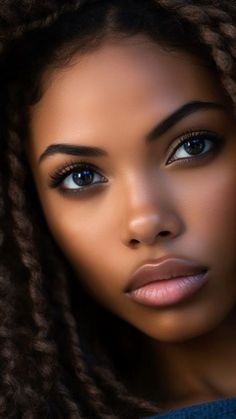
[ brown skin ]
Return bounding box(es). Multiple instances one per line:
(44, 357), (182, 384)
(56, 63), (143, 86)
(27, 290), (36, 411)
(26, 35), (236, 409)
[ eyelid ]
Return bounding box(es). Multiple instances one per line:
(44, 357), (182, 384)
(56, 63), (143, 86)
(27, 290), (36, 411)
(166, 129), (223, 164)
(48, 159), (106, 188)
(47, 129), (223, 191)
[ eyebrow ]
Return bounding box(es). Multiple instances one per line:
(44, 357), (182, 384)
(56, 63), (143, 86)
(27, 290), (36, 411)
(38, 100), (225, 164)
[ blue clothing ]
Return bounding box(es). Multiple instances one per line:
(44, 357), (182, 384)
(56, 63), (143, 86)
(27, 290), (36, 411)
(142, 396), (236, 418)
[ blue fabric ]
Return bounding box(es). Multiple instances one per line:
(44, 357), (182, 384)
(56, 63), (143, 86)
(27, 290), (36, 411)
(142, 396), (236, 418)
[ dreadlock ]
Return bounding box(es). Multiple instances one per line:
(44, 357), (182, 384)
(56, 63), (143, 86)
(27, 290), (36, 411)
(0, 0), (235, 417)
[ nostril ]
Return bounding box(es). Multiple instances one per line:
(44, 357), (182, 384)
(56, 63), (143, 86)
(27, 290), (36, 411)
(130, 239), (139, 245)
(159, 231), (170, 237)
(129, 231), (170, 245)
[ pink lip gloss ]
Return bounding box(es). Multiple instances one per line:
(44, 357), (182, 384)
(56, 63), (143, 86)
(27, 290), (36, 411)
(126, 271), (208, 307)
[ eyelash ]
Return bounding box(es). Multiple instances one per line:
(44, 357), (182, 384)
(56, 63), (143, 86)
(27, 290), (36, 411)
(48, 130), (223, 195)
(48, 161), (108, 195)
(166, 130), (223, 165)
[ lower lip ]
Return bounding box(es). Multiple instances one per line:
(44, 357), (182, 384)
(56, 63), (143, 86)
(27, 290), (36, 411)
(126, 271), (208, 307)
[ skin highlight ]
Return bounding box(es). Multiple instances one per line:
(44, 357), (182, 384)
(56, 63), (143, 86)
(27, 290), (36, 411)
(26, 35), (236, 409)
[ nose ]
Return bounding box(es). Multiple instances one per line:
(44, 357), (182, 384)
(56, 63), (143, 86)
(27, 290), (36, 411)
(121, 181), (183, 248)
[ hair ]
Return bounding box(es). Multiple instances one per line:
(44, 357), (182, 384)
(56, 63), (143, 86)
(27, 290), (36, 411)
(0, 0), (236, 417)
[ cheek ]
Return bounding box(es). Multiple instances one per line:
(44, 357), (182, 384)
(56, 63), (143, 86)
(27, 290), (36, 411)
(195, 170), (236, 235)
(39, 194), (119, 297)
(178, 163), (236, 262)
(45, 204), (106, 258)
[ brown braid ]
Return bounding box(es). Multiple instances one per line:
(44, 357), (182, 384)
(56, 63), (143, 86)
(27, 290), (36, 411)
(44, 248), (120, 418)
(0, 120), (40, 417)
(6, 1), (83, 40)
(91, 363), (160, 414)
(0, 183), (3, 248)
(6, 124), (85, 417)
(1, 1), (236, 418)
(157, 0), (236, 105)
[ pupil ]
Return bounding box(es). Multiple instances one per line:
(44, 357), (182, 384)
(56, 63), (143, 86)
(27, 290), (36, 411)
(73, 169), (93, 186)
(184, 138), (205, 155)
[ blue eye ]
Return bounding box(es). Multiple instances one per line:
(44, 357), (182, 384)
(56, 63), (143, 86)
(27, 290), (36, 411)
(49, 161), (108, 194)
(63, 168), (102, 189)
(166, 131), (222, 165)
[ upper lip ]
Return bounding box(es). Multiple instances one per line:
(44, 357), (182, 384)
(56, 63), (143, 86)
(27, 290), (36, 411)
(125, 257), (208, 292)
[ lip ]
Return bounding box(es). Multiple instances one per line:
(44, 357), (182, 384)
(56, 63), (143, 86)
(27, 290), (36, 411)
(125, 256), (208, 293)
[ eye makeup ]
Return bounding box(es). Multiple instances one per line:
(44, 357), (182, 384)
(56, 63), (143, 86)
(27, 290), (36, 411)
(48, 160), (108, 195)
(166, 129), (224, 165)
(46, 129), (225, 196)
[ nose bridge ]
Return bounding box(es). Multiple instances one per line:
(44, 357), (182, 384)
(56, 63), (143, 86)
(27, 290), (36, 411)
(120, 171), (182, 245)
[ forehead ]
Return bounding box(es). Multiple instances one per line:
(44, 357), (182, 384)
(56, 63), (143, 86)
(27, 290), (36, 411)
(28, 35), (225, 154)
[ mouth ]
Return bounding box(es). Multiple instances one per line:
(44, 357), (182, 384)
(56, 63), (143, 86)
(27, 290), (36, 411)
(125, 271), (208, 307)
(125, 256), (209, 307)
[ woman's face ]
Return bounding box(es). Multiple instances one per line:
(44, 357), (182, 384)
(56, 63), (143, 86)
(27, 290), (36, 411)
(27, 35), (236, 343)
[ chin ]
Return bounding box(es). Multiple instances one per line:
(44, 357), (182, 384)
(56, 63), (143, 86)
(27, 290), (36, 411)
(138, 307), (227, 344)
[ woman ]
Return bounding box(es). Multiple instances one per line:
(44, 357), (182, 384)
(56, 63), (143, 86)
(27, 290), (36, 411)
(1, 0), (236, 417)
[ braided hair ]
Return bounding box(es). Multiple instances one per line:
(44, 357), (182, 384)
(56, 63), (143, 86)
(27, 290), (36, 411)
(0, 1), (235, 417)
